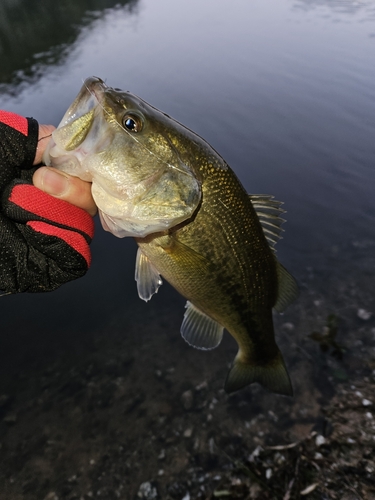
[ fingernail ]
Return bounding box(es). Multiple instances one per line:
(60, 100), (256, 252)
(40, 167), (69, 196)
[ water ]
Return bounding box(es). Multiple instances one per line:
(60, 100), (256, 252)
(0, 0), (374, 374)
(0, 0), (374, 495)
(0, 0), (374, 371)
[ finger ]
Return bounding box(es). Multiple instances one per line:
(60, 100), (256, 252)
(32, 167), (97, 217)
(33, 124), (56, 165)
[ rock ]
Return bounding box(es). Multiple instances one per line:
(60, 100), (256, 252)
(181, 390), (194, 410)
(357, 308), (372, 321)
(362, 398), (372, 407)
(137, 481), (159, 499)
(315, 435), (326, 447)
(282, 322), (295, 332)
(183, 428), (193, 438)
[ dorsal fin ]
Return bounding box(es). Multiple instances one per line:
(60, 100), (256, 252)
(249, 195), (286, 250)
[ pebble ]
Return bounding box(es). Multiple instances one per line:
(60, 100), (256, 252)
(362, 399), (372, 407)
(208, 437), (216, 454)
(195, 381), (208, 391)
(181, 390), (194, 410)
(300, 483), (318, 495)
(315, 435), (326, 447)
(282, 322), (295, 332)
(137, 481), (159, 499)
(357, 308), (372, 321)
(184, 428), (193, 438)
(365, 412), (373, 419)
(248, 445), (262, 462)
(265, 468), (272, 479)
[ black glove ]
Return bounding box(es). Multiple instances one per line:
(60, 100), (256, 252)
(0, 110), (94, 293)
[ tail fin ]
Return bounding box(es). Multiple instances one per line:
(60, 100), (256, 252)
(224, 349), (293, 396)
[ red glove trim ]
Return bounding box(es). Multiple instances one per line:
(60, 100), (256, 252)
(27, 221), (91, 266)
(0, 111), (28, 136)
(10, 184), (94, 239)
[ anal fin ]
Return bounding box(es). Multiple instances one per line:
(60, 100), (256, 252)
(181, 301), (224, 350)
(135, 247), (163, 302)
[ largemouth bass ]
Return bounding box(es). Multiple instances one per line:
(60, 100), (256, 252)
(43, 77), (298, 395)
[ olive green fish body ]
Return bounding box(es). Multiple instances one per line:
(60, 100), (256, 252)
(137, 148), (291, 394)
(43, 77), (298, 395)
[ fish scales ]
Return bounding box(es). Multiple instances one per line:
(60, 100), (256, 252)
(43, 77), (298, 395)
(137, 154), (280, 359)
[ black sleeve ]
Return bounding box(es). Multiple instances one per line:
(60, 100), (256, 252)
(0, 111), (94, 294)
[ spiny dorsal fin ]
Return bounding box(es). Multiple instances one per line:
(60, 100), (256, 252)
(249, 194), (286, 250)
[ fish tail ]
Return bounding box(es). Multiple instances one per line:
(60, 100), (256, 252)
(224, 349), (293, 396)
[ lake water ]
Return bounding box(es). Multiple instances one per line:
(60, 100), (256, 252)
(0, 1), (375, 496)
(1, 0), (374, 330)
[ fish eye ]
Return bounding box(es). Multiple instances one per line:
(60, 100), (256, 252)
(122, 113), (143, 133)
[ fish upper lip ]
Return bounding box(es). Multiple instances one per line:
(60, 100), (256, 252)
(84, 76), (108, 102)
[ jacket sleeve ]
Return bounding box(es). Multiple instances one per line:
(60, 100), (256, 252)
(0, 111), (94, 293)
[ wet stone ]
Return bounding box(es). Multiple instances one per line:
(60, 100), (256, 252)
(137, 481), (159, 499)
(362, 399), (372, 407)
(357, 309), (372, 321)
(181, 390), (194, 410)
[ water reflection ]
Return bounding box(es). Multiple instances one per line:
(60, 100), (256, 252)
(0, 0), (374, 496)
(294, 0), (375, 16)
(0, 0), (138, 92)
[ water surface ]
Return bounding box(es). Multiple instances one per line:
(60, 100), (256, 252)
(0, 0), (374, 421)
(1, 0), (375, 497)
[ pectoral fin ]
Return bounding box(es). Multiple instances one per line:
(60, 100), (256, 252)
(135, 248), (163, 302)
(181, 301), (224, 350)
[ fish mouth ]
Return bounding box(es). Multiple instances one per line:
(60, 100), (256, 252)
(83, 76), (108, 100)
(57, 76), (108, 129)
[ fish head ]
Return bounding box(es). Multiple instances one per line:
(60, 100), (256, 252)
(43, 76), (201, 237)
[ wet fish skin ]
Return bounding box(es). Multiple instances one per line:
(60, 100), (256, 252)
(136, 152), (293, 395)
(43, 77), (298, 395)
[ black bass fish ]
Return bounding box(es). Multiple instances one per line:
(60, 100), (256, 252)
(43, 77), (298, 395)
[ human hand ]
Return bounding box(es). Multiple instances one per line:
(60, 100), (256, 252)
(32, 124), (97, 217)
(0, 111), (95, 293)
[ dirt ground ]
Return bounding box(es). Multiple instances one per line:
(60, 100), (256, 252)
(0, 240), (374, 500)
